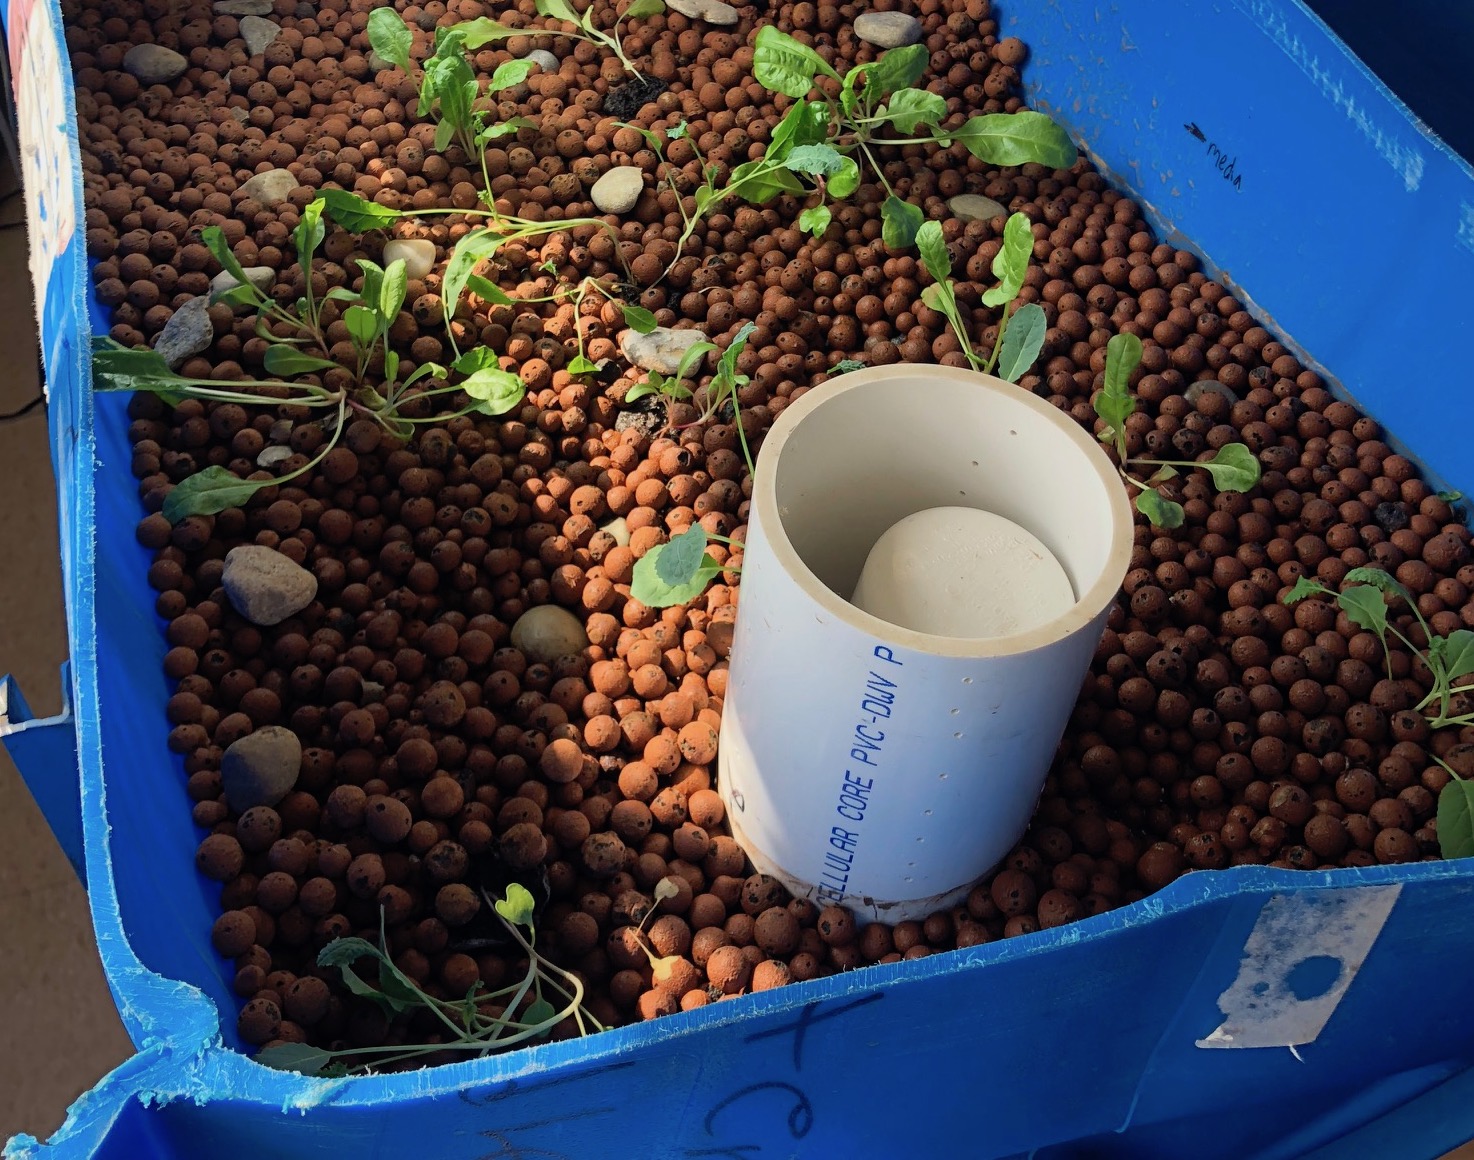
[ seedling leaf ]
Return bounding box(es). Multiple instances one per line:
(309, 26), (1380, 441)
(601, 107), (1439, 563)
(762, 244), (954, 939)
(256, 1043), (333, 1076)
(625, 382), (657, 403)
(294, 198), (326, 277)
(318, 189), (403, 232)
(461, 367), (526, 415)
(1438, 630), (1474, 684)
(784, 143), (847, 178)
(996, 301), (1046, 383)
(725, 158), (805, 204)
(826, 156), (860, 200)
(443, 230), (507, 329)
(655, 524), (710, 586)
(916, 220), (951, 283)
(1096, 331), (1141, 458)
(488, 58), (537, 92)
(653, 876), (680, 904)
(766, 99), (831, 156)
(367, 9), (413, 72)
(865, 44), (928, 99)
(379, 259), (409, 325)
(1337, 584), (1390, 638)
(881, 87), (947, 133)
(881, 196), (924, 250)
(752, 26), (838, 98)
(675, 339), (717, 383)
(1283, 576), (1328, 605)
(624, 0), (665, 19)
(90, 342), (187, 393)
(535, 0), (583, 26)
(622, 304), (658, 333)
(1438, 780), (1474, 859)
(1135, 488), (1184, 529)
(1343, 567), (1414, 608)
(982, 212), (1032, 307)
(1199, 443), (1261, 493)
(632, 541), (721, 608)
(523, 998), (557, 1027)
(950, 111), (1078, 169)
(568, 354), (599, 376)
(798, 205), (832, 237)
(263, 346), (339, 376)
(480, 117), (535, 144)
(466, 273), (515, 306)
(452, 346), (500, 375)
(831, 359), (865, 374)
(343, 304), (379, 350)
(201, 226), (251, 287)
(163, 466), (265, 523)
(496, 882), (537, 928)
(457, 17), (522, 47)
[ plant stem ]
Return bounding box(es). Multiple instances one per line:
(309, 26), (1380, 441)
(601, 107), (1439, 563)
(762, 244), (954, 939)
(982, 299), (1012, 375)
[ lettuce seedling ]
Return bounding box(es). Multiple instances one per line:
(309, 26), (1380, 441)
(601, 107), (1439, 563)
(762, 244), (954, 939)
(1283, 568), (1474, 859)
(917, 215), (1045, 382)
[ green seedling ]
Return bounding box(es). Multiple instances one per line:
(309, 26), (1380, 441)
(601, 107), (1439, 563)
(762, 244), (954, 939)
(916, 215), (1045, 383)
(624, 330), (711, 420)
(256, 884), (603, 1076)
(749, 30), (1076, 249)
(368, 11), (538, 200)
(630, 522), (740, 609)
(1093, 331), (1261, 528)
(1283, 568), (1474, 859)
(91, 329), (523, 524)
(530, 0), (664, 79)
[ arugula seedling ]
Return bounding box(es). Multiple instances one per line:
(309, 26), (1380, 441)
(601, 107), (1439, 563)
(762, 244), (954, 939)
(256, 885), (604, 1076)
(368, 12), (537, 200)
(750, 30), (1076, 250)
(92, 330), (525, 523)
(917, 215), (1045, 382)
(1283, 569), (1474, 859)
(1093, 331), (1261, 528)
(630, 523), (740, 609)
(624, 330), (712, 428)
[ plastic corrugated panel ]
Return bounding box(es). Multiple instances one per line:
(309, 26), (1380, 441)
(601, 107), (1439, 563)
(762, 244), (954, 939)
(6, 0), (1474, 1156)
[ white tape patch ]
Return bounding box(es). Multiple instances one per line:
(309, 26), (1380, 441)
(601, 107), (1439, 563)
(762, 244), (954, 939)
(1197, 885), (1401, 1049)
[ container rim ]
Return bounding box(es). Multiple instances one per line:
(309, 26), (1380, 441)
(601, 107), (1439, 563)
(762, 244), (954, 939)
(752, 364), (1136, 659)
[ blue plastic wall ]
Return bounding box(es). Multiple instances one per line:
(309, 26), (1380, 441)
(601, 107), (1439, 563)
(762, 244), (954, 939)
(7, 1), (1474, 1157)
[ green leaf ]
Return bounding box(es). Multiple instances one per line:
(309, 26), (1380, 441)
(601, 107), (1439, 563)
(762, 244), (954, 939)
(1135, 488), (1184, 529)
(403, 360), (448, 387)
(213, 283), (263, 308)
(377, 957), (428, 1010)
(457, 17), (523, 48)
(1437, 490), (1463, 503)
(479, 116), (535, 143)
(379, 259), (409, 326)
(343, 304), (380, 351)
(466, 274), (514, 306)
(1283, 576), (1331, 605)
(294, 199), (326, 279)
(1096, 331), (1141, 458)
(766, 99), (832, 159)
(949, 111), (1078, 169)
(752, 26), (838, 99)
(625, 381), (658, 403)
(495, 882), (537, 928)
(798, 205), (832, 237)
(623, 0), (664, 18)
(255, 1043), (333, 1076)
(452, 346), (500, 375)
(1437, 630), (1474, 684)
(568, 354), (599, 376)
(631, 541), (722, 607)
(523, 997), (558, 1027)
(318, 189), (403, 232)
(461, 367), (526, 415)
(201, 226), (251, 287)
(90, 343), (189, 393)
(655, 524), (710, 586)
(726, 158), (805, 205)
(1199, 443), (1261, 493)
(784, 143), (847, 178)
(982, 211), (1033, 307)
(1343, 567), (1414, 608)
(1438, 780), (1474, 859)
(367, 8), (413, 72)
(488, 58), (537, 92)
(880, 196), (924, 250)
(442, 229), (507, 329)
(1338, 584), (1390, 637)
(826, 156), (860, 200)
(384, 349), (400, 383)
(675, 340), (717, 382)
(162, 466), (266, 523)
(263, 346), (339, 376)
(920, 281), (953, 316)
(717, 322), (756, 389)
(831, 359), (865, 374)
(865, 44), (928, 99)
(996, 301), (1046, 383)
(535, 0), (584, 28)
(434, 117), (456, 154)
(324, 287), (360, 303)
(916, 220), (951, 284)
(881, 87), (947, 134)
(622, 304), (658, 333)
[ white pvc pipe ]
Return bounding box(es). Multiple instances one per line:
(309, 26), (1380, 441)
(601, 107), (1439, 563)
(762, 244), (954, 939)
(719, 365), (1134, 923)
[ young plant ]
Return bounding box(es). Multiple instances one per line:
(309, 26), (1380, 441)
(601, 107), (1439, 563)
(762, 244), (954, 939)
(1282, 569), (1474, 859)
(91, 326), (524, 523)
(749, 31), (1076, 249)
(529, 0), (664, 80)
(916, 215), (1045, 383)
(630, 521), (739, 609)
(623, 329), (711, 423)
(368, 12), (537, 195)
(1093, 331), (1261, 527)
(256, 884), (604, 1076)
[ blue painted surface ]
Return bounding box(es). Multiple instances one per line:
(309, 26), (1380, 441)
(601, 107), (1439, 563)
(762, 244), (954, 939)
(0, 665), (83, 882)
(7, 0), (1474, 1156)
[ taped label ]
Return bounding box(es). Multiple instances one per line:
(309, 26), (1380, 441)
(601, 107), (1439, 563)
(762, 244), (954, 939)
(1197, 885), (1401, 1049)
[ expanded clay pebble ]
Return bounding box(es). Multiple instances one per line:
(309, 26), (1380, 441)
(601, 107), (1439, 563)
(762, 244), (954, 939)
(84, 0), (1474, 1069)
